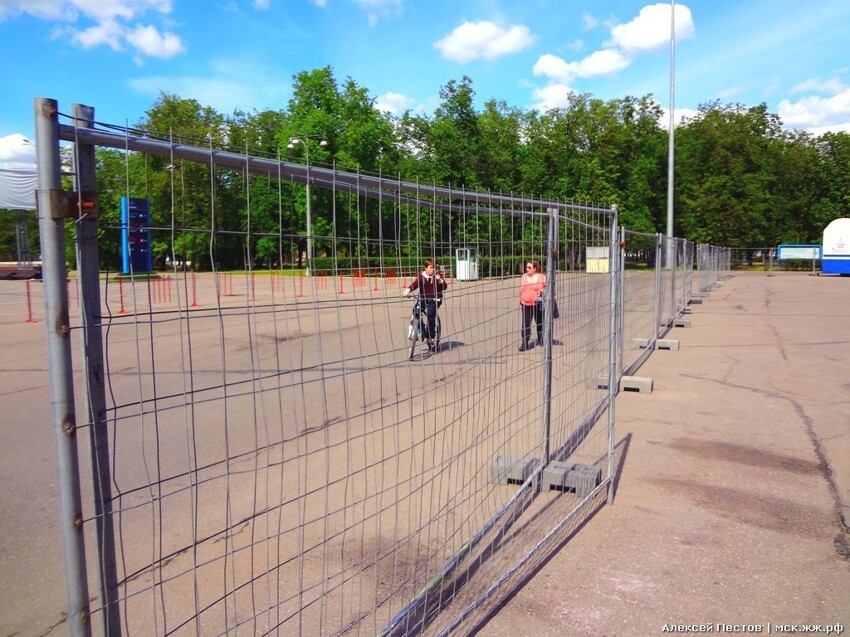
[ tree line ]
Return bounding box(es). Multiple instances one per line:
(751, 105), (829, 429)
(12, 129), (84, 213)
(3, 66), (848, 270)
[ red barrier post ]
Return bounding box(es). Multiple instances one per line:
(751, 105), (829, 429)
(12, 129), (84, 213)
(118, 277), (127, 314)
(190, 272), (199, 307)
(339, 272), (345, 295)
(25, 280), (36, 323)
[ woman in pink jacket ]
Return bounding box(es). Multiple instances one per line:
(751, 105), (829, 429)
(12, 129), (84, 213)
(518, 260), (545, 351)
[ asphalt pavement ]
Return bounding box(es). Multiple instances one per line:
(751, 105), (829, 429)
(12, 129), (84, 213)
(477, 271), (850, 636)
(2, 271), (848, 636)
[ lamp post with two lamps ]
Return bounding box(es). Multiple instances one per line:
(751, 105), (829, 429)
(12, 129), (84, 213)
(287, 135), (327, 275)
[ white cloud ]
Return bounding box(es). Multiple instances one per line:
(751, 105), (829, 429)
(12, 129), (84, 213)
(659, 107), (700, 128)
(70, 18), (124, 50)
(575, 48), (630, 77)
(0, 0), (182, 59)
(791, 77), (847, 95)
(125, 24), (184, 58)
(530, 83), (573, 111)
(1, 1), (173, 23)
(435, 20), (535, 64)
(803, 122), (850, 136)
(582, 14), (599, 30)
(532, 54), (572, 81)
(374, 92), (415, 115)
(533, 49), (630, 84)
(253, 0), (270, 8)
(778, 89), (850, 133)
(0, 134), (37, 169)
(529, 4), (695, 111)
(782, 78), (850, 132)
(715, 86), (744, 100)
(608, 3), (695, 52)
(354, 0), (403, 26)
(0, 0), (74, 21)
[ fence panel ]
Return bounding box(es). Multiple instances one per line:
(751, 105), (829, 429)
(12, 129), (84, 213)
(35, 102), (622, 636)
(697, 244), (731, 293)
(619, 230), (658, 376)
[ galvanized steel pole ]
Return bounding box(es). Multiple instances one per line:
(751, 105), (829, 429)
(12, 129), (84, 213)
(34, 97), (92, 636)
(607, 205), (619, 505)
(666, 0), (676, 272)
(306, 143), (313, 275)
(72, 103), (122, 635)
(541, 208), (558, 468)
(618, 227), (625, 380)
(654, 233), (662, 342)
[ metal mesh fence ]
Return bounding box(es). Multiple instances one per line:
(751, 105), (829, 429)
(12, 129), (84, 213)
(33, 101), (623, 636)
(15, 98), (754, 636)
(696, 244), (731, 293)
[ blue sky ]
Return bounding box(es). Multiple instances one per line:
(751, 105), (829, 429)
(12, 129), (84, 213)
(1, 0), (849, 168)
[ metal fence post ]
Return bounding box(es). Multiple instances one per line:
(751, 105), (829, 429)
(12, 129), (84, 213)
(541, 208), (558, 468)
(72, 103), (122, 635)
(681, 240), (688, 304)
(654, 233), (662, 341)
(607, 204), (619, 505)
(35, 97), (93, 636)
(618, 227), (625, 379)
(670, 237), (678, 321)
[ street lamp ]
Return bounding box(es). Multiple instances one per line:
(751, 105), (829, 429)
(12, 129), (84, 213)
(287, 135), (327, 275)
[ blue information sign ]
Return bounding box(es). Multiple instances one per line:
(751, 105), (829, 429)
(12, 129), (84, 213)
(121, 197), (152, 274)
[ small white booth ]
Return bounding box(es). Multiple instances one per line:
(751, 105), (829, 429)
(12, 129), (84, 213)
(822, 218), (850, 275)
(455, 248), (479, 281)
(585, 246), (609, 273)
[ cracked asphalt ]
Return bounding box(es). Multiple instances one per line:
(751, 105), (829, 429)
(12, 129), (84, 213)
(476, 271), (850, 636)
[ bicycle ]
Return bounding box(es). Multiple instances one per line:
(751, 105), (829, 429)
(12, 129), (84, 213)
(406, 297), (441, 360)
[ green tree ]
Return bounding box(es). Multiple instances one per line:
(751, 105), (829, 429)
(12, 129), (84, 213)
(812, 132), (850, 236)
(477, 99), (525, 192)
(675, 102), (782, 247)
(428, 76), (482, 189)
(136, 92), (229, 269)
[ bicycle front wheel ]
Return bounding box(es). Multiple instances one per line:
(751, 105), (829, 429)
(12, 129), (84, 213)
(407, 319), (417, 360)
(433, 315), (441, 352)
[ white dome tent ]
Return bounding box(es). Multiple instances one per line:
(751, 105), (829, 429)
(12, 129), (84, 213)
(822, 218), (850, 276)
(0, 167), (39, 278)
(0, 167), (37, 210)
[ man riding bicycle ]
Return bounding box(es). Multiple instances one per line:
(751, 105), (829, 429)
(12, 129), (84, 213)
(402, 259), (447, 352)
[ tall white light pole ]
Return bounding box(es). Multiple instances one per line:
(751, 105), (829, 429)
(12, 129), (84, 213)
(667, 0), (676, 270)
(288, 135), (327, 275)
